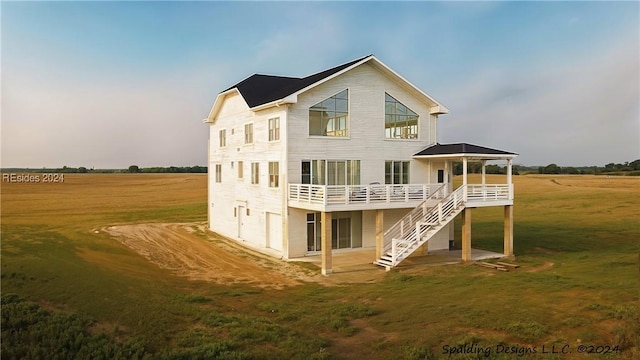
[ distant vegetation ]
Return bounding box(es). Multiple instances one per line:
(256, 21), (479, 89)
(454, 159), (640, 176)
(1, 165), (207, 174)
(4, 159), (640, 176)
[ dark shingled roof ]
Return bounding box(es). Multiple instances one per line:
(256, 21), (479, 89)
(414, 143), (517, 157)
(223, 55), (372, 108)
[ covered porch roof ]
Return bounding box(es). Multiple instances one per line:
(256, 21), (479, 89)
(413, 143), (518, 160)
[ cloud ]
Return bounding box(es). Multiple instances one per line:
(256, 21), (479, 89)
(439, 31), (639, 166)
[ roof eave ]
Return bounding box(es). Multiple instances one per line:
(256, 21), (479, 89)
(368, 55), (449, 114)
(430, 105), (449, 115)
(250, 94), (298, 112)
(204, 88), (243, 124)
(286, 55), (375, 101)
(413, 153), (518, 160)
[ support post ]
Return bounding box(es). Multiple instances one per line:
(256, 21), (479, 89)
(462, 208), (472, 261)
(375, 210), (384, 260)
(506, 159), (514, 200)
(418, 240), (428, 256)
(503, 205), (514, 258)
(481, 160), (486, 187)
(321, 212), (332, 275)
(462, 158), (468, 186)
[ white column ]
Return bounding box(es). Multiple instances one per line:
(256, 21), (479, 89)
(481, 160), (486, 187)
(507, 159), (513, 200)
(321, 212), (332, 275)
(462, 157), (468, 186)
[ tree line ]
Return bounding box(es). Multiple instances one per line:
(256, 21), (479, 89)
(0, 165), (207, 174)
(4, 159), (639, 176)
(453, 159), (640, 176)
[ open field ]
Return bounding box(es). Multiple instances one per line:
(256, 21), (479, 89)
(1, 173), (638, 359)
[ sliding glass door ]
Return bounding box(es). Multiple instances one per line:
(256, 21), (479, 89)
(302, 160), (360, 185)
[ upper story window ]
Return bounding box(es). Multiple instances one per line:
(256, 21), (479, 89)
(237, 161), (243, 179)
(309, 89), (348, 137)
(215, 164), (222, 183)
(244, 123), (254, 144)
(268, 162), (279, 188)
(385, 161), (410, 184)
(251, 162), (259, 184)
(219, 129), (226, 147)
(385, 93), (418, 139)
(268, 117), (280, 141)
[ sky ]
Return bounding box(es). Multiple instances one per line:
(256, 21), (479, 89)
(2, 1), (638, 168)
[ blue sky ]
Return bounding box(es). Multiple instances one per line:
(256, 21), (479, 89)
(2, 1), (638, 168)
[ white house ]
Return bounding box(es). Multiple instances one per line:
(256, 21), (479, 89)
(204, 55), (517, 274)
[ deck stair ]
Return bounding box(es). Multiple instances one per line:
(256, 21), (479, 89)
(374, 185), (467, 270)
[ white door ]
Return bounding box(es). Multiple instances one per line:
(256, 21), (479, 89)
(238, 206), (245, 239)
(266, 213), (283, 251)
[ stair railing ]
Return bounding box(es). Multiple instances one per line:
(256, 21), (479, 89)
(382, 183), (449, 255)
(388, 185), (467, 265)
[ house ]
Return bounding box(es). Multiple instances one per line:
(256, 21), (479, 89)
(204, 55), (517, 274)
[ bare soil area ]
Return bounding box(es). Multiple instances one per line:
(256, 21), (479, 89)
(102, 222), (383, 288)
(103, 223), (311, 289)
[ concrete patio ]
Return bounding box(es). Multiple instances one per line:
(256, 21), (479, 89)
(290, 247), (506, 274)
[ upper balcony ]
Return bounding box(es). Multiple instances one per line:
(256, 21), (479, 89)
(288, 183), (446, 211)
(288, 182), (513, 212)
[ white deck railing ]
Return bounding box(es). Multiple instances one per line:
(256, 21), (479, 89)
(288, 183), (446, 206)
(466, 184), (513, 202)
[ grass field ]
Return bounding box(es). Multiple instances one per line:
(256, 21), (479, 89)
(1, 173), (638, 359)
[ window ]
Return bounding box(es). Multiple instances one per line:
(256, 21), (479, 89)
(251, 162), (259, 184)
(309, 89), (348, 137)
(238, 161), (243, 179)
(301, 160), (359, 185)
(385, 161), (410, 184)
(219, 129), (226, 147)
(268, 162), (279, 188)
(244, 123), (253, 144)
(268, 117), (280, 141)
(215, 164), (222, 183)
(385, 93), (418, 139)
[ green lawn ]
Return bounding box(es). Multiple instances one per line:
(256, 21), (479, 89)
(2, 174), (638, 359)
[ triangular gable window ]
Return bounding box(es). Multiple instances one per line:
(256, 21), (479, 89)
(385, 93), (418, 139)
(309, 90), (348, 137)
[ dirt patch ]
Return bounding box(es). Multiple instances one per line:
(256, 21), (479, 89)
(100, 222), (387, 288)
(527, 262), (554, 272)
(103, 223), (306, 289)
(328, 318), (399, 359)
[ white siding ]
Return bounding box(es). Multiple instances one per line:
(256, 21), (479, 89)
(209, 62), (451, 259)
(208, 93), (287, 254)
(286, 63), (438, 186)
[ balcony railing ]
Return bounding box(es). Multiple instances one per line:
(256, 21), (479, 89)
(288, 183), (448, 207)
(288, 183), (513, 210)
(466, 184), (513, 203)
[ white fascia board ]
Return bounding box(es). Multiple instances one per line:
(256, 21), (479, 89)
(413, 153), (518, 160)
(285, 56), (375, 101)
(205, 88), (246, 124)
(369, 56), (450, 115)
(250, 94), (298, 112)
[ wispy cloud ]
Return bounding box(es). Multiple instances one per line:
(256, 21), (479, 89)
(440, 31), (639, 166)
